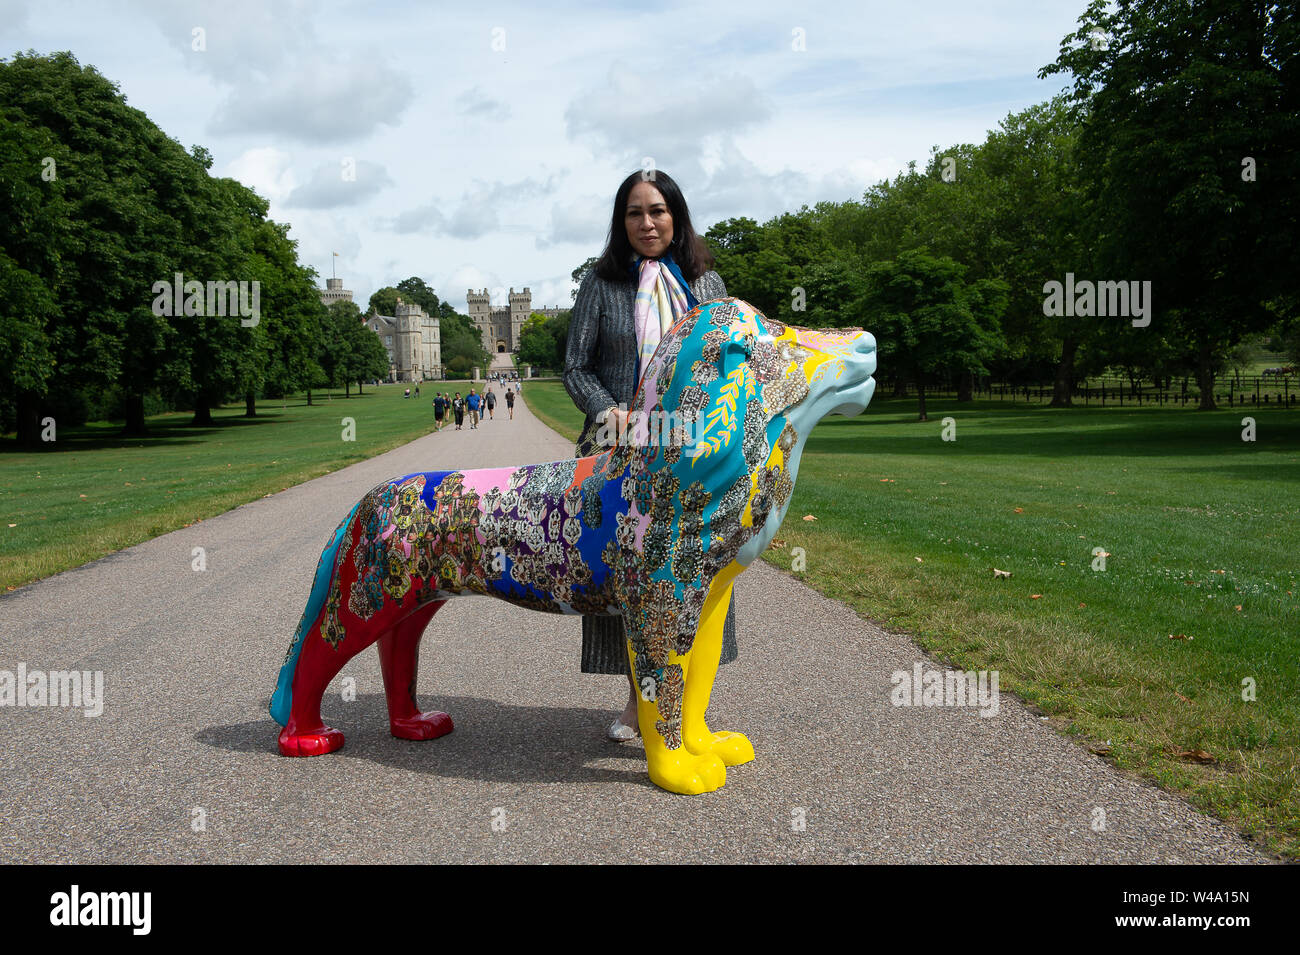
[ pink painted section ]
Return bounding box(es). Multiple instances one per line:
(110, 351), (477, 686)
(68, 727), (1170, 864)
(631, 503), (652, 549)
(458, 466), (518, 496)
(458, 466), (519, 550)
(793, 326), (860, 354)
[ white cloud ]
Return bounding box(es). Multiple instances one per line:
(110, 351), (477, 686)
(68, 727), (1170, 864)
(536, 192), (611, 249)
(208, 56), (412, 144)
(221, 147), (295, 204)
(126, 0), (413, 143)
(286, 160), (394, 209)
(388, 175), (564, 239)
(564, 63), (774, 174)
(0, 0), (32, 31)
(455, 85), (511, 121)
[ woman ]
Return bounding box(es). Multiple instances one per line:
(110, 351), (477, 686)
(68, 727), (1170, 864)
(563, 169), (739, 741)
(452, 391), (464, 430)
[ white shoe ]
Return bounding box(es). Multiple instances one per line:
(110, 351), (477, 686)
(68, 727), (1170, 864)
(606, 716), (638, 741)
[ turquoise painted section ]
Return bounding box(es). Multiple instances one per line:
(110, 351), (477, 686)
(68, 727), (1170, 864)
(269, 500), (360, 726)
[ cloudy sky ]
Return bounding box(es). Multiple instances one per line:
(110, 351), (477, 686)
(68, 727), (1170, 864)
(4, 0), (1086, 314)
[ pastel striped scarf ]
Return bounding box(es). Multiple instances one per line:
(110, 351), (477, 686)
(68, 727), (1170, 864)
(632, 252), (697, 385)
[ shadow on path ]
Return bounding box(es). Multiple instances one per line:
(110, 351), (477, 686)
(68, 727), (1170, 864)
(198, 694), (654, 788)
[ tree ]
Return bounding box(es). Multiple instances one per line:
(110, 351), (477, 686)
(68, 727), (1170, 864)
(961, 99), (1093, 405)
(543, 310), (571, 369)
(323, 301), (385, 396)
(0, 52), (181, 437)
(517, 313), (556, 370)
(1, 51), (342, 436)
(793, 255), (869, 331)
(0, 112), (65, 444)
(394, 276), (441, 316)
(239, 201), (325, 414)
(1041, 0), (1300, 409)
(862, 250), (1006, 421)
(367, 286), (399, 317)
(570, 257), (599, 300)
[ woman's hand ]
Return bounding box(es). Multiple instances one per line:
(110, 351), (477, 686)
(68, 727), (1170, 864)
(604, 406), (630, 446)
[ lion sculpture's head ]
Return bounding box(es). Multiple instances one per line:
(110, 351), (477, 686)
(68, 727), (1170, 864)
(590, 297), (876, 688)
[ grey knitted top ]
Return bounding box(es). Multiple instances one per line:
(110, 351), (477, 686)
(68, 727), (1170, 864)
(562, 267), (728, 436)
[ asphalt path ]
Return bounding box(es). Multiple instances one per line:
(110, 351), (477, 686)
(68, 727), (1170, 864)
(0, 385), (1270, 863)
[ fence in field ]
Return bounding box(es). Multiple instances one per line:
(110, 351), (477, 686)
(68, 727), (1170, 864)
(883, 373), (1298, 408)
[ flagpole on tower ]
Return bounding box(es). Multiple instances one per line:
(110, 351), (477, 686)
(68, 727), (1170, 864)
(332, 251), (338, 280)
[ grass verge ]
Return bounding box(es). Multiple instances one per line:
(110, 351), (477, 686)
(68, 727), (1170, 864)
(521, 380), (1300, 857)
(1, 383), (478, 590)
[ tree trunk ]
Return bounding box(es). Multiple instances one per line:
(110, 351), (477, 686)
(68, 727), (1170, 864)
(15, 390), (43, 448)
(245, 391), (256, 417)
(892, 374), (907, 398)
(123, 392), (147, 436)
(957, 369), (974, 403)
(357, 379), (365, 395)
(1195, 341), (1217, 410)
(306, 386), (313, 407)
(916, 379), (928, 422)
(192, 397), (213, 427)
(1050, 336), (1078, 407)
(345, 380), (351, 398)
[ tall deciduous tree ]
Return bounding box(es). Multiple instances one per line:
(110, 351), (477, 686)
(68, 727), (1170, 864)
(863, 250), (1007, 421)
(1041, 0), (1300, 409)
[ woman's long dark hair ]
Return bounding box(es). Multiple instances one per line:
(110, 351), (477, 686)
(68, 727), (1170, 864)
(592, 170), (716, 284)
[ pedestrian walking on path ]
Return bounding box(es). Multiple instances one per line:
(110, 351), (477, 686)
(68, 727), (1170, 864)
(486, 389), (496, 420)
(467, 390), (480, 429)
(562, 168), (738, 741)
(505, 387), (515, 419)
(432, 393), (446, 431)
(452, 392), (464, 430)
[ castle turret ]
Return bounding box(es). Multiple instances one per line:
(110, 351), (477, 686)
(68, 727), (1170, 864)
(319, 276), (354, 307)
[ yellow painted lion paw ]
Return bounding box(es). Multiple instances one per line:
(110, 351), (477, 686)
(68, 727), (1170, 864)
(646, 749), (727, 795)
(708, 730), (755, 766)
(685, 729), (755, 766)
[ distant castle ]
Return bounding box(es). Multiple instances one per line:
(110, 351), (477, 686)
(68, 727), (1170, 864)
(318, 277), (565, 380)
(320, 277), (353, 307)
(364, 300), (442, 382)
(468, 287), (565, 353)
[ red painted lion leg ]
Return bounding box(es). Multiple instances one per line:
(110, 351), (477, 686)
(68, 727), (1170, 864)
(278, 609), (359, 757)
(379, 600), (454, 741)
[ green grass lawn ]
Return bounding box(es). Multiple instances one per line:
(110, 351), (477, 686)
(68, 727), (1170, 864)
(522, 380), (1300, 857)
(519, 378), (585, 443)
(0, 382), (481, 590)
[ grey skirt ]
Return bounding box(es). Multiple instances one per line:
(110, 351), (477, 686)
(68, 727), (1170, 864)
(576, 416), (739, 674)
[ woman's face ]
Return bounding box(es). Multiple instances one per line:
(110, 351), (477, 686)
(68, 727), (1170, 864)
(625, 181), (673, 259)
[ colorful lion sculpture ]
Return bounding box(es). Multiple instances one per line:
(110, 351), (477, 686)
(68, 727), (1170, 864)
(270, 298), (876, 794)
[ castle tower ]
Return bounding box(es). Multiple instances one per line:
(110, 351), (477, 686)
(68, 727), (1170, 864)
(467, 288), (493, 353)
(394, 297), (419, 380)
(319, 276), (353, 307)
(509, 287), (532, 352)
(466, 285), (562, 354)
